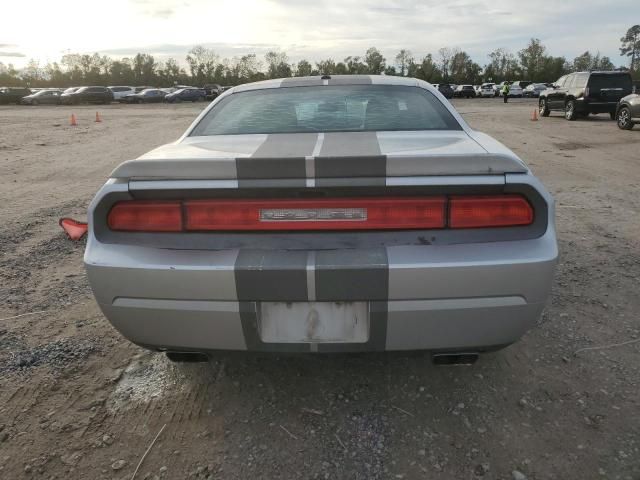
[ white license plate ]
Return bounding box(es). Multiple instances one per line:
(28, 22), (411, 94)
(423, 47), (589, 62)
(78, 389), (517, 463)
(259, 302), (369, 343)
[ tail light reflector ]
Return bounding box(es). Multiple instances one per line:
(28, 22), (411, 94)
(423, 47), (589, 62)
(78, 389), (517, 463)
(449, 195), (533, 228)
(107, 201), (182, 232)
(184, 197), (446, 231)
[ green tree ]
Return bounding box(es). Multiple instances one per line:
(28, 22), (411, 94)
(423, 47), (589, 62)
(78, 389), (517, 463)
(541, 56), (569, 81)
(518, 38), (547, 81)
(21, 59), (43, 86)
(343, 56), (367, 74)
(449, 50), (481, 84)
(620, 25), (640, 72)
(186, 46), (219, 84)
(573, 51), (593, 71)
(295, 59), (313, 77)
(158, 58), (185, 85)
(437, 47), (459, 81)
(316, 58), (337, 75)
(411, 54), (442, 82)
(265, 51), (291, 79)
(485, 48), (518, 82)
(395, 49), (413, 76)
(132, 53), (157, 85)
(364, 47), (386, 74)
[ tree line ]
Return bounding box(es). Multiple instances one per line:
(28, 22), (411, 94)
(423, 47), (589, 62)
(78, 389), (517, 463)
(1, 26), (638, 89)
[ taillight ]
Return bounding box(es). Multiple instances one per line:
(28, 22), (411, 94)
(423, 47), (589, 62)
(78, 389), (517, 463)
(186, 197), (446, 231)
(449, 195), (533, 228)
(107, 195), (533, 232)
(107, 201), (182, 231)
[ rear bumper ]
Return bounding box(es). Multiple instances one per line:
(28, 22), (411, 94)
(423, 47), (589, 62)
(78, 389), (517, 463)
(85, 229), (557, 353)
(576, 100), (618, 113)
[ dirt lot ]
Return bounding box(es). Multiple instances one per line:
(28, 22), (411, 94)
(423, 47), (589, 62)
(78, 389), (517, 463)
(1, 98), (639, 480)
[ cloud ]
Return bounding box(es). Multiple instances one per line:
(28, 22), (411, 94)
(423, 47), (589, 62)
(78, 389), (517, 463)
(0, 0), (636, 69)
(0, 51), (26, 58)
(130, 0), (176, 18)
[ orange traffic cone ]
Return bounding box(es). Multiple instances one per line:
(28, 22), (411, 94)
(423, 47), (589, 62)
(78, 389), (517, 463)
(70, 113), (77, 126)
(95, 112), (101, 123)
(531, 108), (538, 121)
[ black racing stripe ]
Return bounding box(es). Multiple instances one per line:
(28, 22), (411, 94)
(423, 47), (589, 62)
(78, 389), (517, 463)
(234, 250), (308, 301)
(239, 301), (311, 352)
(236, 157), (306, 183)
(315, 132), (386, 185)
(315, 248), (389, 301)
(328, 75), (372, 85)
(314, 247), (389, 352)
(236, 133), (317, 186)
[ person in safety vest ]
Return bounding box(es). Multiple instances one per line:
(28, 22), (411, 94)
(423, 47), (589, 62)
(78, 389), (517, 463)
(502, 82), (510, 103)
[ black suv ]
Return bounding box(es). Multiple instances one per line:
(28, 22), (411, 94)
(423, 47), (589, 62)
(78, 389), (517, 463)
(538, 71), (633, 121)
(0, 87), (32, 104)
(60, 86), (114, 105)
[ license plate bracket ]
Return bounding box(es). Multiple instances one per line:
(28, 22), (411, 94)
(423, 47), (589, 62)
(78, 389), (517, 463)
(259, 302), (369, 344)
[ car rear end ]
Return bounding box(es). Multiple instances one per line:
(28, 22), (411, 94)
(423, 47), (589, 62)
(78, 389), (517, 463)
(480, 84), (494, 98)
(584, 72), (633, 114)
(85, 77), (557, 355)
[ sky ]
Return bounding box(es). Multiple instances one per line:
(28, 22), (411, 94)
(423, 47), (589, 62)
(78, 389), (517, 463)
(0, 0), (636, 69)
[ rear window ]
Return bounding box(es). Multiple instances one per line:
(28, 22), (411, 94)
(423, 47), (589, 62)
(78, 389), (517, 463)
(573, 73), (589, 88)
(588, 74), (632, 92)
(191, 85), (461, 136)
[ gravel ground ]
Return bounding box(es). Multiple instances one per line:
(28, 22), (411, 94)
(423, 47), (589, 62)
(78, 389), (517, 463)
(0, 99), (639, 479)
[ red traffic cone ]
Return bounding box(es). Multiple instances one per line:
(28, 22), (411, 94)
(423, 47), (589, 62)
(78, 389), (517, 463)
(95, 112), (102, 123)
(531, 108), (538, 121)
(70, 113), (77, 126)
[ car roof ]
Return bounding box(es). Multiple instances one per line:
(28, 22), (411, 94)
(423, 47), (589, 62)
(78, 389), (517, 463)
(573, 71), (630, 75)
(231, 75), (422, 94)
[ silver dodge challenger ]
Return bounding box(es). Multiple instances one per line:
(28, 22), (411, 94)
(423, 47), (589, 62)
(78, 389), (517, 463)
(85, 75), (557, 361)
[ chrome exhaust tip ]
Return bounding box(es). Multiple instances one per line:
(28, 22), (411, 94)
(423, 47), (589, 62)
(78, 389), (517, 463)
(432, 353), (479, 366)
(165, 352), (209, 363)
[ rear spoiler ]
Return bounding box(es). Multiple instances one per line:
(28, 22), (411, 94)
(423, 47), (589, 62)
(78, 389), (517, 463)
(110, 153), (528, 181)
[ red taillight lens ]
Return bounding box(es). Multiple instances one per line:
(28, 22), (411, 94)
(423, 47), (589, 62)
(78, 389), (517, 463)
(184, 197), (446, 231)
(107, 195), (534, 232)
(449, 195), (533, 228)
(107, 201), (182, 232)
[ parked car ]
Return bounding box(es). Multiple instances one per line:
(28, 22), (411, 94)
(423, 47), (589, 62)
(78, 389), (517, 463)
(478, 83), (495, 98)
(20, 89), (62, 105)
(0, 87), (32, 104)
(134, 86), (154, 93)
(453, 85), (476, 98)
(507, 84), (523, 97)
(523, 83), (547, 98)
(85, 75), (557, 360)
(538, 71), (633, 121)
(164, 88), (206, 103)
(203, 84), (223, 100)
(511, 81), (532, 91)
(433, 84), (454, 99)
(122, 88), (167, 104)
(60, 86), (113, 105)
(108, 86), (135, 101)
(62, 87), (80, 95)
(615, 93), (640, 130)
